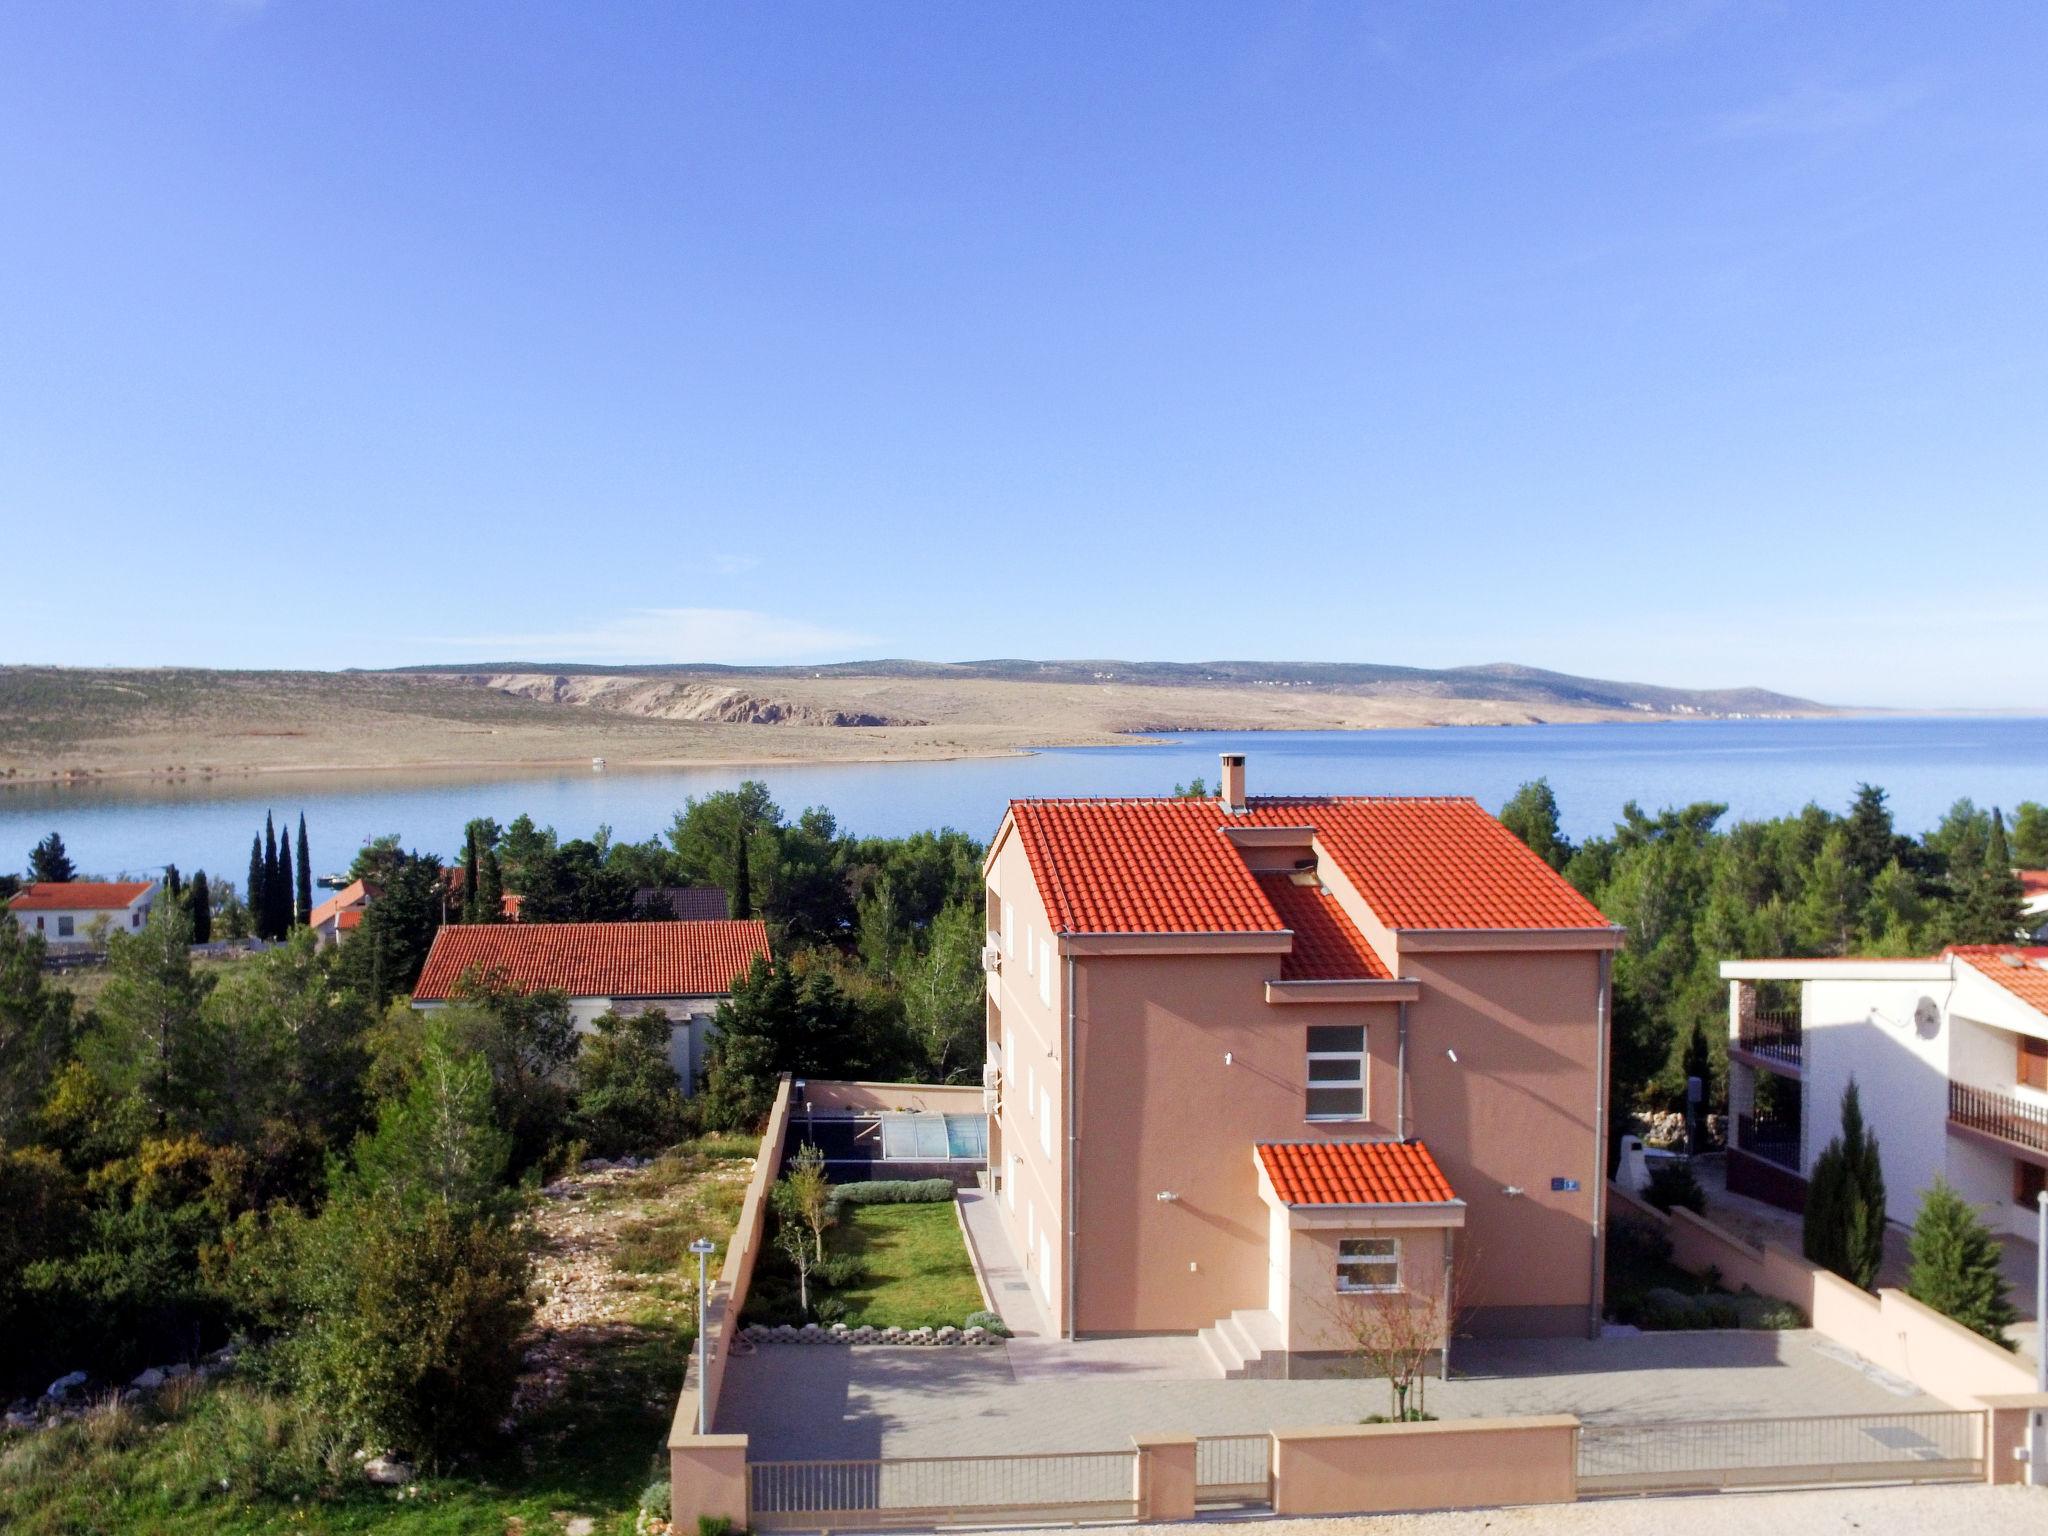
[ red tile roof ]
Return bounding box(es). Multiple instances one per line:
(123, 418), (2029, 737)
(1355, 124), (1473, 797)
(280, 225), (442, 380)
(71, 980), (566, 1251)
(1256, 875), (1392, 980)
(9, 880), (155, 912)
(1950, 945), (2048, 1015)
(1007, 796), (1610, 935)
(310, 879), (375, 930)
(413, 920), (771, 1002)
(1257, 1140), (1458, 1206)
(2019, 870), (2048, 901)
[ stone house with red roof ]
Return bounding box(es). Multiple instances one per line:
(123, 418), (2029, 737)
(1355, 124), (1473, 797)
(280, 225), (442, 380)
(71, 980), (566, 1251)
(1722, 944), (2048, 1238)
(412, 919), (771, 1086)
(980, 752), (1623, 1376)
(8, 880), (158, 949)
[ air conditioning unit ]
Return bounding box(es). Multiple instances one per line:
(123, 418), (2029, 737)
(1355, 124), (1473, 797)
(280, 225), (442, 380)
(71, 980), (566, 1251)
(980, 943), (1003, 974)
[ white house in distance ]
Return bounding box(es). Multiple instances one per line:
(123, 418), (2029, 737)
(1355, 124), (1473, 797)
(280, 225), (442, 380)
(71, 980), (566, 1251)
(7, 880), (158, 949)
(410, 919), (772, 1085)
(1721, 944), (2048, 1238)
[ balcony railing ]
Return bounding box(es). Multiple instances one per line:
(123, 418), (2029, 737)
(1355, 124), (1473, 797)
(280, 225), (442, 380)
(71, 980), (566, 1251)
(1736, 1009), (1803, 1069)
(1949, 1082), (2048, 1156)
(1735, 1111), (1801, 1171)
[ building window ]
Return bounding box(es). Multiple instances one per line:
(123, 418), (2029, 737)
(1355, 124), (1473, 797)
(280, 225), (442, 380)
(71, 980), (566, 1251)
(1024, 925), (1035, 977)
(34, 916), (44, 931)
(2019, 1035), (2048, 1094)
(1336, 1236), (1401, 1293)
(1002, 900), (1014, 956)
(1039, 1088), (1053, 1157)
(1007, 1154), (1019, 1211)
(1306, 1025), (1366, 1119)
(57, 915), (74, 938)
(132, 911), (142, 927)
(2019, 1160), (2047, 1210)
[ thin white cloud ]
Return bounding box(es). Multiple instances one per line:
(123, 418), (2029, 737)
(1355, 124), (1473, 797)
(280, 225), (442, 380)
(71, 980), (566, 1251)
(423, 607), (878, 666)
(1705, 78), (1929, 142)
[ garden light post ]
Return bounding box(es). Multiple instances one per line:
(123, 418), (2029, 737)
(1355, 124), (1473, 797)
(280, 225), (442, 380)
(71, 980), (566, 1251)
(690, 1236), (717, 1436)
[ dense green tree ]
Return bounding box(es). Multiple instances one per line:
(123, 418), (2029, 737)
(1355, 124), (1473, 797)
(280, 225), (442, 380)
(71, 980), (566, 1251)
(1500, 779), (1572, 870)
(1843, 784), (1905, 891)
(516, 836), (637, 922)
(1906, 1178), (2016, 1345)
(163, 864), (182, 900)
(1803, 1079), (1886, 1289)
(296, 813), (313, 928)
(668, 782), (780, 897)
(572, 1008), (689, 1156)
(1171, 776), (1211, 799)
(28, 832), (76, 884)
(349, 1018), (511, 1212)
(347, 833), (408, 887)
(85, 900), (209, 1130)
(263, 812), (283, 940)
(477, 847), (505, 925)
(733, 810), (753, 919)
(0, 918), (76, 1146)
(899, 898), (987, 1082)
(856, 876), (906, 979)
(336, 851), (445, 1005)
(699, 956), (892, 1129)
(495, 814), (555, 893)
(2012, 801), (2048, 868)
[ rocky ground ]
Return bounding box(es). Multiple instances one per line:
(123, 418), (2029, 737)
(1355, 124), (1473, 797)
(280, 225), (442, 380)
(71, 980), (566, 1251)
(513, 1150), (756, 1427)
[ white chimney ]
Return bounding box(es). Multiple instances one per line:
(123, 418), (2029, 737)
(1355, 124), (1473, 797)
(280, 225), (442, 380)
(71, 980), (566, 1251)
(1220, 753), (1247, 813)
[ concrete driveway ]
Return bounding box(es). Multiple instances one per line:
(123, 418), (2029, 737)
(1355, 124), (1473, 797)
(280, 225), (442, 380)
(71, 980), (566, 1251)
(719, 1329), (1941, 1459)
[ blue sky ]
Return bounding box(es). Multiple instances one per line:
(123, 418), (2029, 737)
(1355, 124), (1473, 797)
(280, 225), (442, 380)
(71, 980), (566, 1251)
(2, 2), (2042, 708)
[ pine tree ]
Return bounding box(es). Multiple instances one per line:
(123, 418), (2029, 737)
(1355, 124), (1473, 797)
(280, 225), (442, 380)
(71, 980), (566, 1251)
(189, 870), (213, 944)
(263, 812), (282, 939)
(732, 817), (752, 919)
(1907, 1178), (2017, 1345)
(478, 848), (505, 924)
(296, 813), (313, 928)
(462, 826), (481, 923)
(248, 834), (268, 939)
(28, 832), (76, 884)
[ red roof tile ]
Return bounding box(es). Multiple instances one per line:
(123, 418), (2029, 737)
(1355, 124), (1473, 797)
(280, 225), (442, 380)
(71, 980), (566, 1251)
(1950, 945), (2048, 1015)
(9, 881), (155, 912)
(1257, 1140), (1458, 1206)
(310, 879), (375, 930)
(413, 920), (771, 1002)
(1256, 875), (1392, 980)
(1008, 796), (1609, 936)
(2019, 870), (2048, 900)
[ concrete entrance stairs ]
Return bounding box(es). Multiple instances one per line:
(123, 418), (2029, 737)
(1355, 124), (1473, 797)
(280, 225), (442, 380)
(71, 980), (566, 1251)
(1196, 1308), (1284, 1379)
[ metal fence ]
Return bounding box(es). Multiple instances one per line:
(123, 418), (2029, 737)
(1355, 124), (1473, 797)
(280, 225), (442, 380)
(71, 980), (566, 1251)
(1195, 1434), (1271, 1508)
(1577, 1411), (1985, 1495)
(1951, 1081), (2048, 1155)
(749, 1450), (1138, 1531)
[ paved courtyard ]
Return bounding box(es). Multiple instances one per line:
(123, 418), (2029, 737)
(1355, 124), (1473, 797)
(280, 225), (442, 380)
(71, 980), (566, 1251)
(719, 1328), (1941, 1459)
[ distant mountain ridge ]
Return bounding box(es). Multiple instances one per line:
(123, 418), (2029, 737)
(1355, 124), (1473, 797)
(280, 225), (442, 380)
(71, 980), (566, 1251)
(387, 658), (1829, 717)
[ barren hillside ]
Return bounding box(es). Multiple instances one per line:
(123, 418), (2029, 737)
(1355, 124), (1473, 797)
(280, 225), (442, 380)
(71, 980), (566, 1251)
(0, 662), (1832, 785)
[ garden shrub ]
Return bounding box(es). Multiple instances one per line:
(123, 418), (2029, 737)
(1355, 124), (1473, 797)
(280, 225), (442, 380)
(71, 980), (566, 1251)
(964, 1308), (1010, 1337)
(1643, 1160), (1706, 1215)
(811, 1253), (868, 1290)
(825, 1178), (953, 1209)
(573, 1009), (690, 1158)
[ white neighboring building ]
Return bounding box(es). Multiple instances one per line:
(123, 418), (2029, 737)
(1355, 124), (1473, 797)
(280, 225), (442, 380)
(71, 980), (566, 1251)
(1721, 945), (2048, 1238)
(7, 880), (158, 949)
(410, 919), (773, 1086)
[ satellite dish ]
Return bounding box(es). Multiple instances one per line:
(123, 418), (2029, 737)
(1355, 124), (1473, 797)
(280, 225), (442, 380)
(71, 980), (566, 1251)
(1913, 997), (1941, 1039)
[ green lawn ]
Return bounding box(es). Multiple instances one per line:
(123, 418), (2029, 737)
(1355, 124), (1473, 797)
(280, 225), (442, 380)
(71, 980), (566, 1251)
(747, 1198), (987, 1332)
(0, 1135), (759, 1536)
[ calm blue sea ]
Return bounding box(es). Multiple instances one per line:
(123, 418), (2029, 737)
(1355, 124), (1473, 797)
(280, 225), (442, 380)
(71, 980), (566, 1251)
(3, 717), (2043, 886)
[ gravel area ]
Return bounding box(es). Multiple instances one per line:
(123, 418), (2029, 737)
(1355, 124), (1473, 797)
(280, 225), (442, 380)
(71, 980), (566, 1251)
(1076, 1483), (2045, 1536)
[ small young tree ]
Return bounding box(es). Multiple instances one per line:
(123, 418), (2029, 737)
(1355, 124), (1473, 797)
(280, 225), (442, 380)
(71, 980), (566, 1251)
(28, 832), (76, 884)
(1323, 1271), (1455, 1420)
(772, 1182), (817, 1315)
(1803, 1078), (1887, 1289)
(785, 1142), (833, 1263)
(1906, 1178), (2017, 1346)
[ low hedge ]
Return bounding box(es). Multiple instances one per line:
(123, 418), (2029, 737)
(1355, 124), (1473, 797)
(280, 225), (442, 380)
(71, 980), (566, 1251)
(824, 1178), (955, 1208)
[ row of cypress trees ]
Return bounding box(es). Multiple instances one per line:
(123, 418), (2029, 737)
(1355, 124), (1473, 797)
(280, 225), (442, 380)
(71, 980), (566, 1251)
(246, 811), (312, 942)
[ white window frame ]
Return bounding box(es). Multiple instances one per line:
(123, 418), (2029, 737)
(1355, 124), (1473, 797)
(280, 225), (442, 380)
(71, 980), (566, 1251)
(1336, 1236), (1401, 1294)
(1306, 1024), (1367, 1121)
(1002, 900), (1015, 956)
(1025, 924), (1035, 977)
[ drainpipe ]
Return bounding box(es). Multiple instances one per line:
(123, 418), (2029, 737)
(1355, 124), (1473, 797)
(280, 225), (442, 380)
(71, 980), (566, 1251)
(1589, 948), (1612, 1340)
(1395, 1000), (1409, 1140)
(1063, 950), (1078, 1342)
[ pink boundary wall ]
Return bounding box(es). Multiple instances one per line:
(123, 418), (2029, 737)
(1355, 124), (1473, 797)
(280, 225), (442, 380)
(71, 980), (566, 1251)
(796, 1078), (987, 1114)
(1610, 1185), (2039, 1472)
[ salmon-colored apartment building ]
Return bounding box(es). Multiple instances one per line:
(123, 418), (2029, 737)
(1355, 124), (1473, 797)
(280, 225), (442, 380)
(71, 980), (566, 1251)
(981, 754), (1622, 1375)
